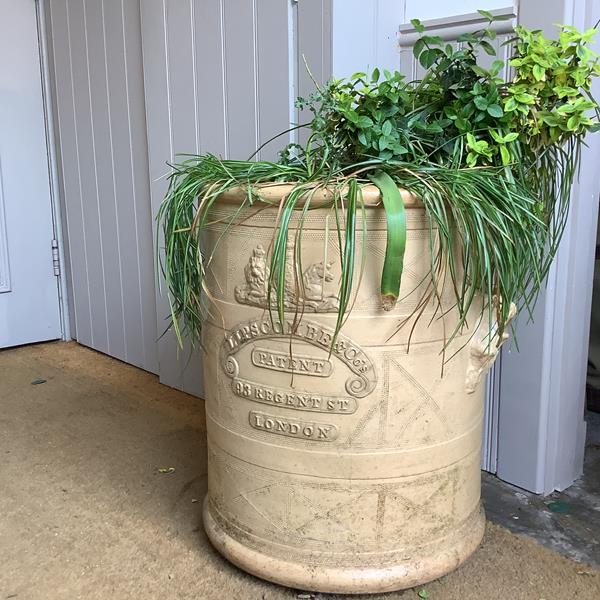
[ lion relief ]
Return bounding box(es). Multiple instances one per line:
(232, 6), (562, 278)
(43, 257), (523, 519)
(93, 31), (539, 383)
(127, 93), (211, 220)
(235, 244), (340, 313)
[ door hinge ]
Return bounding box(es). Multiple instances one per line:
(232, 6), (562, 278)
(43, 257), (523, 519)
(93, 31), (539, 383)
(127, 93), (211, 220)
(51, 239), (60, 276)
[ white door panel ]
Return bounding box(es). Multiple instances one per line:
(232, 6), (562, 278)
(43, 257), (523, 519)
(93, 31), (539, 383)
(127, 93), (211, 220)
(0, 0), (61, 348)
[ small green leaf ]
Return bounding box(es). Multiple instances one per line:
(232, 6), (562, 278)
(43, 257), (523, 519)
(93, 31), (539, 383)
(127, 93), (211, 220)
(477, 9), (494, 21)
(455, 116), (468, 130)
(490, 130), (503, 143)
(487, 104), (504, 118)
(371, 68), (380, 83)
(457, 32), (479, 44)
(500, 145), (511, 165)
(421, 35), (444, 46)
(382, 120), (393, 136)
(470, 65), (489, 78)
(553, 86), (579, 98)
(474, 96), (489, 111)
(344, 110), (359, 124)
(461, 102), (477, 120)
(490, 59), (505, 75)
(410, 18), (425, 33)
(157, 467), (176, 474)
(357, 116), (374, 128)
(427, 123), (444, 133)
(419, 49), (439, 68)
(567, 115), (580, 130)
(417, 589), (430, 599)
(557, 103), (576, 115)
(531, 54), (551, 68)
(504, 132), (519, 142)
(480, 40), (497, 56)
(443, 106), (456, 119)
(413, 38), (426, 60)
(533, 64), (545, 81)
(515, 93), (535, 104)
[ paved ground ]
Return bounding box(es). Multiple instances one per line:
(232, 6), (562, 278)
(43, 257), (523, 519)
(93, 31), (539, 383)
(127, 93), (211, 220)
(482, 415), (600, 569)
(1, 341), (599, 600)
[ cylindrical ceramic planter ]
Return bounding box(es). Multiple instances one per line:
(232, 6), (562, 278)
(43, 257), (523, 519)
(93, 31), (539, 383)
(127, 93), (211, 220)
(201, 185), (493, 594)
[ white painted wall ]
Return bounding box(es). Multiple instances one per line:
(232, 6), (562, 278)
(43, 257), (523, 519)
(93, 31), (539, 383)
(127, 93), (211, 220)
(332, 0), (403, 77)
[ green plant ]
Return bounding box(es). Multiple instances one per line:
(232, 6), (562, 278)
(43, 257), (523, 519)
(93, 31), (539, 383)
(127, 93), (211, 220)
(159, 12), (600, 356)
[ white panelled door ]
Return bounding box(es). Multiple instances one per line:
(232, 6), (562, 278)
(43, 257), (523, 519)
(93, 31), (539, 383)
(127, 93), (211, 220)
(0, 0), (61, 348)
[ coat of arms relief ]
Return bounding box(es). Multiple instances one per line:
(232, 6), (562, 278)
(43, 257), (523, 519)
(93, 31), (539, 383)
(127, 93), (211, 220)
(235, 244), (340, 313)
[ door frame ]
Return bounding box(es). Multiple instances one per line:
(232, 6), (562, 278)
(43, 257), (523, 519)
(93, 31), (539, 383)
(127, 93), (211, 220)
(35, 0), (70, 341)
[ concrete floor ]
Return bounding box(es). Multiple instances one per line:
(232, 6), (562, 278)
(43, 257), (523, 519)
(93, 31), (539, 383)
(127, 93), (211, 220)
(1, 341), (599, 600)
(482, 412), (600, 569)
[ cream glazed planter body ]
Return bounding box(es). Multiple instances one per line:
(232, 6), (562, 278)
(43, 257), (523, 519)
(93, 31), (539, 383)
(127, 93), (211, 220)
(201, 184), (498, 594)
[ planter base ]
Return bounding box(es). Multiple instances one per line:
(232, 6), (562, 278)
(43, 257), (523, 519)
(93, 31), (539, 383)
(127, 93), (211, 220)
(203, 497), (486, 595)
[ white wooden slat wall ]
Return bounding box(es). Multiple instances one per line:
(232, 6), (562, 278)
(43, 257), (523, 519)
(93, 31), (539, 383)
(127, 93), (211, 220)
(297, 0), (333, 145)
(46, 0), (158, 374)
(141, 0), (332, 396)
(46, 0), (332, 394)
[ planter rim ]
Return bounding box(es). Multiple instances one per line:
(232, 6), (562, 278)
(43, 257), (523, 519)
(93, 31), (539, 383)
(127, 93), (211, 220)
(216, 182), (422, 209)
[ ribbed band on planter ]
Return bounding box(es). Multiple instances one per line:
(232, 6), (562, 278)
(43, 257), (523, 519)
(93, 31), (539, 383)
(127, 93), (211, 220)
(200, 186), (488, 594)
